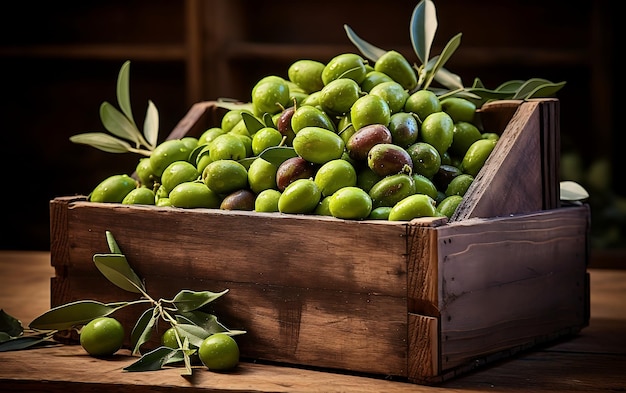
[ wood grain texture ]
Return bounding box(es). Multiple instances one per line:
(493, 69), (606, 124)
(49, 198), (444, 377)
(436, 205), (590, 371)
(2, 253), (621, 392)
(453, 100), (547, 220)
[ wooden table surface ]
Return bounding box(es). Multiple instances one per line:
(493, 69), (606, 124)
(0, 250), (624, 392)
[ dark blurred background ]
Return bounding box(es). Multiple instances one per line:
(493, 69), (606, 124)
(0, 0), (622, 267)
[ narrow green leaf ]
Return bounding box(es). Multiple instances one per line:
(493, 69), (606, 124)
(511, 78), (552, 100)
(0, 334), (56, 352)
(410, 0), (438, 65)
(258, 146), (298, 167)
(93, 254), (145, 293)
(175, 323), (212, 348)
(525, 81), (567, 99)
(116, 60), (136, 127)
(433, 66), (464, 90)
(0, 332), (11, 342)
(495, 79), (525, 92)
(143, 100), (159, 148)
(472, 78), (486, 89)
(422, 32), (462, 90)
(100, 102), (142, 145)
(560, 181), (589, 202)
(215, 100), (254, 112)
(343, 24), (387, 62)
(124, 346), (182, 372)
(182, 351), (193, 376)
(241, 111), (265, 135)
(105, 230), (123, 254)
(69, 133), (133, 154)
(458, 87), (518, 106)
(0, 309), (23, 337)
(190, 144), (209, 166)
(177, 311), (228, 334)
(262, 112), (275, 128)
(29, 300), (126, 330)
(172, 289), (228, 312)
(130, 307), (157, 355)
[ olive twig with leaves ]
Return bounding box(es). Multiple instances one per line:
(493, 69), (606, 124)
(0, 231), (245, 376)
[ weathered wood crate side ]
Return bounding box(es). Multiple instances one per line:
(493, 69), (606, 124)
(50, 196), (445, 377)
(453, 99), (561, 222)
(405, 204), (590, 384)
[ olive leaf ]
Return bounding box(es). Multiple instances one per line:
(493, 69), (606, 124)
(511, 78), (553, 100)
(172, 289), (229, 312)
(215, 100), (254, 112)
(421, 33), (462, 90)
(495, 79), (525, 92)
(526, 81), (567, 99)
(176, 311), (228, 333)
(174, 323), (212, 348)
(105, 230), (123, 254)
(433, 66), (464, 91)
(343, 24), (387, 63)
(69, 132), (133, 154)
(410, 0), (438, 67)
(258, 146), (298, 166)
(93, 253), (145, 294)
(130, 307), (157, 355)
(241, 111), (265, 135)
(29, 300), (128, 330)
(560, 181), (589, 202)
(116, 60), (136, 128)
(262, 112), (275, 128)
(0, 309), (24, 337)
(0, 333), (56, 352)
(143, 100), (159, 149)
(190, 144), (210, 167)
(124, 346), (183, 372)
(100, 102), (143, 146)
(70, 61), (159, 155)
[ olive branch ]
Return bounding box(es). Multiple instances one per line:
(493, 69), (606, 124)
(69, 61), (160, 156)
(0, 231), (245, 376)
(344, 0), (566, 107)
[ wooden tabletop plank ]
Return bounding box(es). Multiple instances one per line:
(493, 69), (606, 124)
(1, 251), (625, 392)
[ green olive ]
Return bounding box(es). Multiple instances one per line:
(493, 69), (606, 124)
(320, 78), (361, 116)
(350, 94), (391, 131)
(90, 174), (138, 203)
(404, 90), (442, 121)
(291, 105), (336, 134)
(278, 178), (321, 214)
(121, 187), (156, 205)
(388, 194), (436, 221)
(288, 59), (326, 93)
(436, 195), (463, 219)
(314, 159), (357, 197)
(374, 50), (417, 91)
(329, 186), (372, 219)
(202, 159), (249, 195)
(149, 139), (192, 178)
(420, 111), (454, 156)
(461, 139), (497, 176)
(251, 75), (291, 116)
(292, 127), (345, 164)
(321, 53), (367, 85)
(360, 71), (394, 93)
(169, 182), (221, 209)
(369, 81), (409, 114)
(440, 97), (476, 123)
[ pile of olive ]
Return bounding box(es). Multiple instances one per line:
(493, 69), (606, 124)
(89, 51), (498, 221)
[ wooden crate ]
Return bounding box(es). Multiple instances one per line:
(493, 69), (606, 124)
(49, 99), (589, 384)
